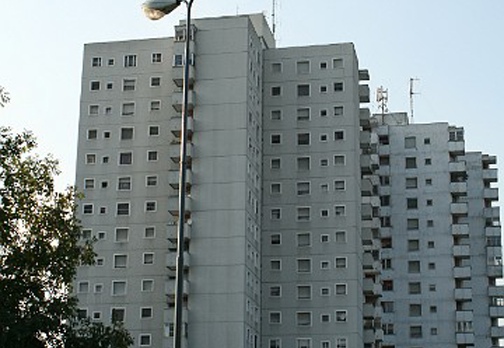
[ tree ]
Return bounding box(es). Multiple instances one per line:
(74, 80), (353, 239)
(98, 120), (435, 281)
(0, 86), (10, 107)
(0, 128), (132, 347)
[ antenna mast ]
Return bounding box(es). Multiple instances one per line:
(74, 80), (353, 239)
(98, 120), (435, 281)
(409, 78), (419, 123)
(376, 86), (389, 124)
(272, 0), (277, 36)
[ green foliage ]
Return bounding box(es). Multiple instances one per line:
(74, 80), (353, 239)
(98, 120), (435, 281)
(0, 86), (10, 107)
(63, 318), (133, 348)
(0, 128), (132, 347)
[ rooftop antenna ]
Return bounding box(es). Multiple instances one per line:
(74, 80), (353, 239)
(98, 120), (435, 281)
(409, 77), (419, 123)
(272, 0), (277, 37)
(376, 86), (389, 123)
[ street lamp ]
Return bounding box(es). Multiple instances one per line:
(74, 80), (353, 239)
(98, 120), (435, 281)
(142, 1), (194, 348)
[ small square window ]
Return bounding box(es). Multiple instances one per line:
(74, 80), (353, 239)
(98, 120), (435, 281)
(335, 257), (347, 269)
(83, 204), (93, 215)
(406, 157), (417, 169)
(144, 227), (156, 238)
(271, 86), (281, 96)
(147, 151), (158, 161)
(271, 234), (281, 245)
(271, 208), (281, 220)
(334, 130), (344, 140)
(270, 285), (281, 297)
(87, 129), (98, 140)
(427, 199), (433, 206)
(152, 52), (162, 63)
(321, 287), (330, 296)
(424, 138), (431, 145)
(92, 57), (102, 67)
(88, 105), (99, 115)
(427, 219), (434, 227)
(145, 201), (157, 212)
(92, 311), (102, 320)
(86, 154), (96, 165)
(426, 178), (433, 185)
(320, 109), (328, 117)
(297, 133), (310, 145)
(143, 253), (154, 265)
(334, 155), (345, 165)
(320, 209), (329, 218)
(297, 108), (310, 121)
(107, 58), (115, 66)
(320, 158), (328, 167)
(425, 158), (432, 165)
(90, 81), (100, 91)
(333, 106), (344, 116)
(335, 283), (347, 295)
(320, 61), (328, 69)
(428, 241), (435, 248)
(270, 259), (281, 270)
(150, 100), (161, 111)
(271, 134), (281, 144)
(321, 234), (330, 243)
(122, 79), (136, 91)
(141, 307), (153, 319)
(333, 82), (344, 92)
(106, 82), (113, 90)
(150, 77), (161, 87)
(84, 178), (95, 189)
(320, 260), (330, 269)
(271, 110), (282, 120)
(119, 152), (133, 165)
(271, 183), (281, 194)
(297, 84), (310, 97)
(139, 334), (151, 346)
(148, 126), (160, 136)
(335, 310), (347, 322)
(271, 158), (281, 169)
(141, 279), (154, 292)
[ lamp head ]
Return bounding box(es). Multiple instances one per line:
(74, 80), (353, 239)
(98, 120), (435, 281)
(142, 0), (182, 20)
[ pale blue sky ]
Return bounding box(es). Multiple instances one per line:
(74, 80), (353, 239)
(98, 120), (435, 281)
(1, 0), (503, 190)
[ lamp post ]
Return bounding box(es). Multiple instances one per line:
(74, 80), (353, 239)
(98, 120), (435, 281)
(142, 1), (194, 348)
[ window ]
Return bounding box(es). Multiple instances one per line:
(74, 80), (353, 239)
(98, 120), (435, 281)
(382, 323), (394, 335)
(269, 285), (281, 297)
(380, 195), (390, 206)
(408, 239), (420, 251)
(271, 62), (282, 73)
(152, 52), (162, 63)
(297, 60), (310, 74)
(320, 209), (329, 218)
(382, 237), (392, 248)
(334, 155), (345, 165)
(431, 327), (438, 335)
(297, 259), (311, 273)
(427, 219), (434, 227)
(271, 208), (281, 220)
(270, 260), (281, 270)
(335, 231), (346, 243)
(426, 199), (433, 206)
(115, 228), (129, 242)
(380, 155), (390, 166)
(297, 312), (312, 326)
(103, 131), (111, 139)
(334, 205), (346, 216)
(92, 311), (102, 321)
(120, 127), (134, 140)
(297, 157), (310, 171)
(334, 130), (344, 140)
(380, 175), (390, 186)
(406, 157), (417, 168)
(87, 129), (98, 140)
(409, 282), (421, 294)
(145, 201), (157, 212)
(297, 339), (311, 348)
(140, 307), (153, 319)
(321, 234), (329, 243)
(297, 182), (310, 196)
(410, 304), (422, 317)
(143, 253), (154, 265)
(124, 54), (137, 67)
(335, 283), (347, 295)
(114, 254), (127, 268)
(111, 308), (125, 322)
(107, 58), (115, 66)
(428, 240), (435, 248)
(428, 262), (436, 270)
(333, 106), (344, 116)
(335, 338), (347, 348)
(144, 227), (155, 238)
(320, 183), (329, 192)
(112, 281), (127, 296)
(84, 178), (95, 189)
(320, 287), (330, 296)
(122, 78), (136, 91)
(147, 151), (158, 161)
(271, 134), (281, 144)
(382, 258), (392, 270)
(271, 109), (282, 120)
(78, 281), (89, 293)
(408, 261), (421, 273)
(116, 203), (130, 216)
(335, 257), (347, 269)
(119, 152), (133, 165)
(297, 285), (311, 300)
(405, 136), (416, 148)
(320, 260), (330, 269)
(118, 177), (131, 190)
(271, 183), (281, 194)
(333, 58), (343, 68)
(320, 109), (328, 117)
(172, 54), (183, 66)
(271, 86), (281, 96)
(297, 233), (311, 247)
(320, 159), (328, 167)
(86, 154), (96, 165)
(410, 325), (423, 339)
(141, 279), (154, 292)
(100, 181), (108, 189)
(407, 198), (418, 209)
(271, 158), (281, 169)
(139, 334), (151, 346)
(92, 57), (102, 67)
(297, 84), (310, 97)
(335, 310), (347, 322)
(269, 312), (281, 324)
(106, 82), (113, 90)
(430, 305), (437, 313)
(297, 133), (310, 145)
(320, 134), (328, 142)
(406, 177), (418, 189)
(88, 104), (99, 115)
(148, 126), (160, 136)
(95, 259), (104, 267)
(104, 106), (112, 115)
(320, 61), (328, 69)
(297, 207), (310, 221)
(102, 156), (109, 164)
(382, 301), (394, 313)
(270, 339), (281, 348)
(81, 229), (92, 240)
(150, 100), (161, 111)
(383, 280), (393, 291)
(333, 82), (344, 91)
(90, 81), (100, 91)
(407, 218), (419, 230)
(121, 102), (135, 116)
(150, 76), (161, 87)
(83, 204), (93, 215)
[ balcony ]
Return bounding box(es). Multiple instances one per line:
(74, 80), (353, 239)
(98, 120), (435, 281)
(483, 168), (498, 182)
(448, 141), (465, 155)
(455, 288), (472, 300)
(361, 154), (379, 174)
(456, 333), (474, 345)
(489, 286), (504, 297)
(168, 170), (193, 189)
(363, 252), (380, 274)
(485, 188), (499, 201)
(166, 251), (190, 271)
(491, 326), (504, 338)
(363, 278), (381, 296)
(451, 203), (468, 215)
(359, 69), (370, 81)
(485, 207), (500, 219)
(360, 131), (371, 149)
(362, 203), (373, 220)
(167, 223), (191, 244)
(172, 90), (195, 112)
(453, 266), (471, 279)
(360, 108), (371, 129)
(169, 115), (194, 138)
(452, 224), (469, 236)
(169, 142), (193, 163)
(166, 279), (190, 305)
(449, 161), (466, 172)
(172, 64), (195, 88)
(456, 310), (473, 322)
(453, 245), (470, 257)
(359, 85), (370, 103)
(488, 265), (503, 278)
(450, 182), (467, 193)
(361, 179), (373, 196)
(168, 196), (192, 217)
(490, 305), (504, 317)
(486, 226), (502, 237)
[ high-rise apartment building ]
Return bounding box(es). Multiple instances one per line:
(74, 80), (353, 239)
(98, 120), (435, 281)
(74, 13), (502, 348)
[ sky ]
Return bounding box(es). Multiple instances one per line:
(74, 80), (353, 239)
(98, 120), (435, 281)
(1, 0), (504, 194)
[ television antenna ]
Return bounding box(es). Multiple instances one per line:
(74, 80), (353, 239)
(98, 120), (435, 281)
(409, 77), (420, 123)
(272, 0), (278, 36)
